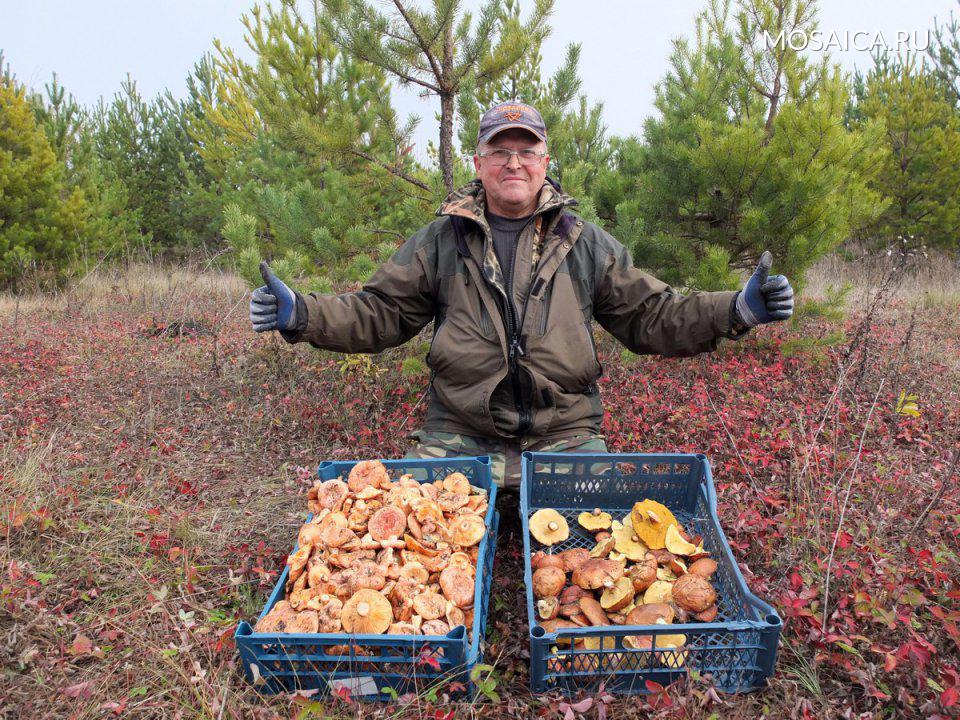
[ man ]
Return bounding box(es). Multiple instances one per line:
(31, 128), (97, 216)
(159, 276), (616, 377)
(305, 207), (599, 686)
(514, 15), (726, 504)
(249, 101), (794, 488)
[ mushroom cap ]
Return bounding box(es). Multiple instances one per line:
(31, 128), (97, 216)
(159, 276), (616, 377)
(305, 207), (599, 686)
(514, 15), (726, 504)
(612, 520), (650, 561)
(578, 596), (611, 626)
(671, 574), (717, 613)
(589, 537), (616, 558)
(437, 491), (471, 513)
(560, 548), (592, 574)
(688, 558), (718, 579)
(540, 618), (580, 633)
(532, 566), (567, 599)
(537, 596), (560, 620)
(626, 602), (675, 626)
(288, 610), (320, 634)
(577, 509), (612, 532)
(314, 595), (344, 632)
(439, 565), (475, 608)
(369, 506), (407, 541)
(317, 479), (349, 510)
(298, 522), (325, 547)
(441, 472), (471, 495)
(347, 460), (389, 493)
(643, 580), (675, 605)
(629, 499), (678, 550)
(600, 576), (635, 612)
(254, 600), (297, 633)
(529, 509), (570, 546)
(531, 551), (566, 571)
(341, 589), (393, 634)
(559, 585), (588, 604)
(412, 591), (446, 620)
(571, 558), (624, 590)
(450, 514), (486, 547)
(664, 523), (699, 556)
(627, 553), (658, 593)
(353, 560), (387, 591)
(398, 562), (429, 584)
(421, 619), (451, 636)
(694, 603), (719, 622)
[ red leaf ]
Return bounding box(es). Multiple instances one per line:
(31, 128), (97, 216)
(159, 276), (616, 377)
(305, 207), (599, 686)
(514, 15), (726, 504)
(942, 686), (959, 707)
(63, 681), (93, 699)
(70, 635), (93, 656)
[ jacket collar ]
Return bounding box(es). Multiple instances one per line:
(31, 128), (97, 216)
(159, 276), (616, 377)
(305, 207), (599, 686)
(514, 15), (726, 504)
(436, 176), (577, 227)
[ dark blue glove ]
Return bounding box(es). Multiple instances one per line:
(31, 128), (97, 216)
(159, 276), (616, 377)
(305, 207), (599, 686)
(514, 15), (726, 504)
(734, 250), (794, 327)
(249, 261), (299, 332)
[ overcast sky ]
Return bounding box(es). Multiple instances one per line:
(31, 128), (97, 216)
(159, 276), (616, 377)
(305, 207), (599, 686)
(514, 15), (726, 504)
(3, 0), (956, 160)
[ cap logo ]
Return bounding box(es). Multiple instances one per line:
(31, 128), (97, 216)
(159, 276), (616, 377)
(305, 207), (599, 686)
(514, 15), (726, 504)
(499, 104), (526, 121)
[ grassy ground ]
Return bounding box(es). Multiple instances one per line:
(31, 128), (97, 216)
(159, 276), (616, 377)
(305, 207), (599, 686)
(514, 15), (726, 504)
(1, 254), (958, 719)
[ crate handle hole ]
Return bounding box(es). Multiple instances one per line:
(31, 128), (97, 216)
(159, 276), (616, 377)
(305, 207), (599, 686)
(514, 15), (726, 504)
(531, 626), (546, 639)
(765, 613), (782, 626)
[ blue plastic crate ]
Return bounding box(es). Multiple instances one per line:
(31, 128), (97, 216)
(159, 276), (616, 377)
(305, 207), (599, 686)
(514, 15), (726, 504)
(520, 452), (781, 695)
(236, 456), (499, 700)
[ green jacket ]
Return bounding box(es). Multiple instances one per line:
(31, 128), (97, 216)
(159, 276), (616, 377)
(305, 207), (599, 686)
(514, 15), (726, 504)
(282, 179), (746, 441)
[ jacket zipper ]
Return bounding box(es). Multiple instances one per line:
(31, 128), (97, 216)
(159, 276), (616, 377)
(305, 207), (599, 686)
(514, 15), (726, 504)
(505, 223), (532, 435)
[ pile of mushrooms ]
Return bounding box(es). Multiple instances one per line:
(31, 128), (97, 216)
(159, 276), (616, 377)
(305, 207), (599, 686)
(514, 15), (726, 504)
(255, 460), (487, 640)
(528, 500), (720, 670)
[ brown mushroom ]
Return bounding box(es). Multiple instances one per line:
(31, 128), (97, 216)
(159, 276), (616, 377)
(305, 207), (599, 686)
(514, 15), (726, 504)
(450, 514), (485, 547)
(627, 553), (658, 593)
(571, 558), (624, 590)
(531, 551), (566, 571)
(578, 508), (613, 532)
(341, 589), (393, 634)
(688, 558), (718, 579)
(313, 595), (343, 632)
(671, 574), (717, 613)
(578, 596), (610, 626)
(533, 566), (567, 599)
(626, 602), (675, 626)
(600, 577), (635, 612)
(540, 618), (580, 633)
(594, 531), (612, 542)
(369, 506), (406, 541)
(347, 460), (389, 493)
(560, 548), (592, 574)
(254, 600), (297, 633)
(559, 585), (588, 605)
(589, 537), (616, 558)
(412, 591), (446, 620)
(529, 509), (569, 546)
(439, 565), (475, 608)
(694, 603), (719, 622)
(537, 597), (560, 621)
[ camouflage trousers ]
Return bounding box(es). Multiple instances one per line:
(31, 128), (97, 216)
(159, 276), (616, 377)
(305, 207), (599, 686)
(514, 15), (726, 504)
(404, 429), (608, 490)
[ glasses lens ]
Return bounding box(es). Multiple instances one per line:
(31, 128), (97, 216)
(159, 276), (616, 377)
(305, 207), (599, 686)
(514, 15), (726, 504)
(485, 149), (541, 166)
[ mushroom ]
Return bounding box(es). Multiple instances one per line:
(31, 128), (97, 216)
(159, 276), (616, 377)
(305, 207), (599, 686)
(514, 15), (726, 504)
(643, 580), (674, 605)
(611, 520), (650, 561)
(341, 589), (393, 634)
(671, 574), (717, 613)
(626, 602), (675, 626)
(368, 506), (407, 541)
(288, 610), (320, 634)
(559, 585), (588, 605)
(412, 591), (446, 620)
(571, 558), (624, 590)
(437, 491), (471, 513)
(298, 522), (324, 547)
(353, 560), (387, 591)
(346, 460), (389, 493)
(421, 619), (451, 635)
(599, 577), (635, 612)
(694, 603), (719, 622)
(688, 558), (718, 579)
(531, 551), (565, 571)
(540, 618), (579, 632)
(286, 544), (313, 585)
(388, 622), (421, 635)
(577, 508), (612, 532)
(653, 628), (688, 669)
(317, 479), (348, 511)
(254, 600), (297, 633)
(319, 521), (355, 549)
(589, 537), (616, 558)
(664, 523), (699, 556)
(439, 565), (475, 608)
(594, 531), (612, 542)
(442, 472), (471, 494)
(627, 553), (658, 593)
(413, 499), (444, 525)
(629, 499), (678, 550)
(448, 552), (474, 570)
(399, 562), (429, 584)
(313, 595), (343, 632)
(533, 566), (567, 599)
(445, 602), (466, 628)
(578, 596), (610, 626)
(529, 509), (569, 546)
(537, 597), (560, 621)
(450, 514), (485, 547)
(560, 548), (592, 574)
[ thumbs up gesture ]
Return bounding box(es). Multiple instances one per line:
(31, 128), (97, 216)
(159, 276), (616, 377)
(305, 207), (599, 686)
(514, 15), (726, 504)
(249, 261), (300, 332)
(734, 251), (794, 327)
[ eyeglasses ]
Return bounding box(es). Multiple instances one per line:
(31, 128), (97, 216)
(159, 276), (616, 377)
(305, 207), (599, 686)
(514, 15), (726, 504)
(477, 148), (547, 166)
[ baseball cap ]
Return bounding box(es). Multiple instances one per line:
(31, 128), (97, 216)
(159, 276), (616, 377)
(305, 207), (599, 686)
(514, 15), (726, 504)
(476, 101), (547, 147)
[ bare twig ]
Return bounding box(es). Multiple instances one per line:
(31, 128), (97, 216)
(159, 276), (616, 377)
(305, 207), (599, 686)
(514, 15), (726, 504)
(903, 427), (960, 547)
(821, 379), (885, 633)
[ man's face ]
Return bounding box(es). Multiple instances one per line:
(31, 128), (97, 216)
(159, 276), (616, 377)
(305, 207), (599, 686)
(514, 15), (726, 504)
(473, 128), (549, 217)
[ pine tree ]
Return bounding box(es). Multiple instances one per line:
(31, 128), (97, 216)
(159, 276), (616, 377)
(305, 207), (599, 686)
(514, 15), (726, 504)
(0, 76), (86, 289)
(320, 0), (553, 194)
(853, 51), (960, 251)
(623, 0), (886, 290)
